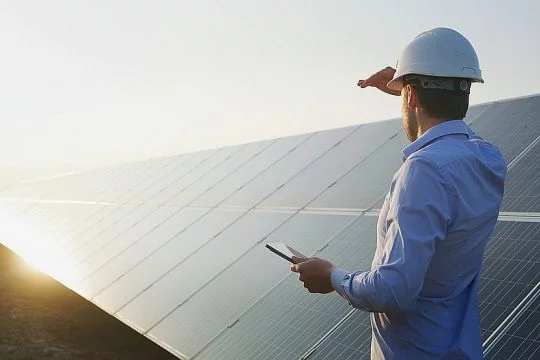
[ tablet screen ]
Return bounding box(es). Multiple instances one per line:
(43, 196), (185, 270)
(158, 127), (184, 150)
(265, 242), (306, 262)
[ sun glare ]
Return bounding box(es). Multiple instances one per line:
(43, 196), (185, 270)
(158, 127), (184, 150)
(0, 204), (82, 288)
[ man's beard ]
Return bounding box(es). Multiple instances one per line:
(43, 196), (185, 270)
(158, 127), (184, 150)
(404, 109), (419, 142)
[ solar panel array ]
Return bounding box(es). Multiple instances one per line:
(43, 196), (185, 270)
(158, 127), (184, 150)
(0, 93), (539, 359)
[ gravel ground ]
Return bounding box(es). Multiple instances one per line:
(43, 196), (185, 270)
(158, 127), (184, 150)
(0, 244), (177, 360)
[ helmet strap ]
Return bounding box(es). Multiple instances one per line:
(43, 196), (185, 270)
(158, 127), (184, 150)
(404, 75), (471, 94)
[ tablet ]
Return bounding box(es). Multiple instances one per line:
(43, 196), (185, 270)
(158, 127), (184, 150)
(265, 242), (306, 263)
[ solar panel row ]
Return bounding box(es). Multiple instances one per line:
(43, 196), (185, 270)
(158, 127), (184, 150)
(485, 294), (540, 360)
(0, 94), (538, 359)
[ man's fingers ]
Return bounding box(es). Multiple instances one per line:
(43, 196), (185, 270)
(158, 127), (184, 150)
(358, 79), (374, 88)
(291, 256), (308, 264)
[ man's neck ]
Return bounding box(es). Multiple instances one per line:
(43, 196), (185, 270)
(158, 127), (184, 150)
(416, 114), (445, 139)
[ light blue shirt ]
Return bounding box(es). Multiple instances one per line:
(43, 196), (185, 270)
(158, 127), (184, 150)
(331, 120), (507, 359)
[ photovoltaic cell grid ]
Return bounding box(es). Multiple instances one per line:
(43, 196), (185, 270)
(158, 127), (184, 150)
(80, 206), (209, 299)
(195, 216), (378, 360)
(302, 220), (540, 360)
(0, 94), (539, 360)
(164, 141), (274, 207)
(221, 127), (358, 209)
(478, 221), (540, 339)
(302, 311), (371, 360)
(117, 210), (293, 332)
(148, 213), (357, 358)
(93, 207), (246, 313)
(365, 96), (540, 212)
(501, 140), (540, 212)
(305, 121), (404, 211)
(485, 296), (540, 360)
(192, 134), (311, 208)
(467, 96), (540, 165)
(309, 130), (407, 211)
(258, 119), (401, 211)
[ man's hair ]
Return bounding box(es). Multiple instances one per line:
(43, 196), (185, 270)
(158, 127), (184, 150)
(403, 76), (470, 120)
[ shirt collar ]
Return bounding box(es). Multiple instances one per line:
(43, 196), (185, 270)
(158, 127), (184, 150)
(402, 120), (469, 160)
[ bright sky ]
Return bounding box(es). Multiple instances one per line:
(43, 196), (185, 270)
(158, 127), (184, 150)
(1, 1), (539, 184)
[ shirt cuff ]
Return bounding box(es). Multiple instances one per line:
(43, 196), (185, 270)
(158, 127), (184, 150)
(331, 267), (350, 296)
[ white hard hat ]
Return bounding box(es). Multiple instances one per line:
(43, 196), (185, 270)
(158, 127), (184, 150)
(387, 27), (483, 91)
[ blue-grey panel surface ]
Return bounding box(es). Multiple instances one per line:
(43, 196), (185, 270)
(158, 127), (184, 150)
(195, 216), (378, 360)
(150, 212), (357, 358)
(112, 156), (186, 205)
(94, 208), (246, 314)
(485, 296), (540, 360)
(124, 150), (215, 206)
(479, 221), (540, 338)
(117, 210), (292, 332)
(73, 206), (179, 295)
(65, 205), (148, 262)
(302, 311), (371, 360)
(166, 141), (273, 207)
(191, 134), (310, 207)
(93, 159), (159, 203)
(0, 94), (539, 360)
(307, 130), (407, 210)
(278, 220), (540, 360)
(222, 127), (356, 208)
(81, 207), (208, 298)
(147, 146), (242, 206)
(469, 95), (540, 164)
(260, 120), (401, 210)
(501, 140), (540, 212)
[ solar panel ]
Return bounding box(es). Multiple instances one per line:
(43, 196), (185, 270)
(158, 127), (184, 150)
(478, 221), (540, 339)
(57, 204), (123, 245)
(484, 295), (540, 360)
(71, 206), (179, 291)
(308, 130), (407, 211)
(501, 140), (540, 212)
(117, 210), (292, 332)
(468, 95), (540, 164)
(259, 120), (401, 210)
(301, 310), (371, 360)
(98, 158), (175, 204)
(223, 126), (356, 208)
(113, 155), (188, 205)
(192, 134), (309, 207)
(166, 140), (274, 207)
(63, 205), (142, 259)
(463, 103), (493, 124)
(144, 147), (244, 206)
(297, 220), (540, 359)
(92, 159), (164, 203)
(119, 150), (215, 206)
(149, 212), (357, 358)
(94, 208), (246, 314)
(195, 216), (378, 360)
(80, 207), (208, 298)
(0, 95), (539, 360)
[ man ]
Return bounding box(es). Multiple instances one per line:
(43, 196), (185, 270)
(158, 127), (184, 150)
(291, 27), (507, 359)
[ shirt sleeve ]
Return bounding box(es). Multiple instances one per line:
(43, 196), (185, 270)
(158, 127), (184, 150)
(331, 156), (452, 313)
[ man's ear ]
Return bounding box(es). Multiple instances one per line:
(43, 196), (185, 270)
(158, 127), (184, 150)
(406, 84), (418, 109)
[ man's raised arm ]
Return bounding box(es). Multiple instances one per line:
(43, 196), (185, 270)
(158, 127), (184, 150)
(358, 66), (401, 96)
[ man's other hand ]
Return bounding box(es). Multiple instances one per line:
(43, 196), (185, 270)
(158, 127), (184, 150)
(357, 67), (401, 96)
(290, 257), (336, 294)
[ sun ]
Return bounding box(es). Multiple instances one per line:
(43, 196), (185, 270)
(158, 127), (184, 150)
(0, 203), (82, 289)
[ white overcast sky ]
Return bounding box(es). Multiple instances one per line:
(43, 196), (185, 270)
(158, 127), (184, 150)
(1, 1), (539, 182)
